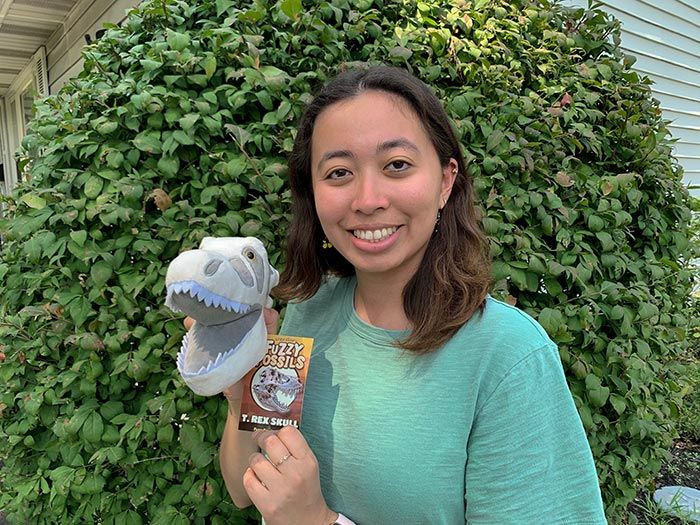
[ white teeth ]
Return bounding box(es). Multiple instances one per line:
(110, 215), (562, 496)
(275, 391), (294, 407)
(352, 226), (398, 242)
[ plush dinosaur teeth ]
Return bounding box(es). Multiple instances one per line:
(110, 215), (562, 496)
(166, 280), (252, 314)
(178, 333), (244, 377)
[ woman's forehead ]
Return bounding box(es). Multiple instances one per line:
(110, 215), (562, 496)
(310, 91), (431, 157)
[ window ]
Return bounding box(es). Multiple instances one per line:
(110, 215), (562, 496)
(0, 47), (48, 193)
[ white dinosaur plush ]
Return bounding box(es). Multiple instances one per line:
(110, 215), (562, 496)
(165, 237), (279, 396)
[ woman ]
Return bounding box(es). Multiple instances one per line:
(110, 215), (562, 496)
(216, 65), (608, 524)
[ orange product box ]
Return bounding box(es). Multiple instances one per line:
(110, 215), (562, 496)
(238, 334), (313, 432)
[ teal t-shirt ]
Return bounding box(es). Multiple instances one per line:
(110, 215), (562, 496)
(280, 276), (607, 524)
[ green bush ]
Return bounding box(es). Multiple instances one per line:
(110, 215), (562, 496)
(0, 0), (693, 522)
(678, 197), (700, 442)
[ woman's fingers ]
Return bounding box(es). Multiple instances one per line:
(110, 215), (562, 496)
(254, 429), (294, 467)
(274, 425), (312, 460)
(183, 316), (194, 330)
(264, 308), (279, 334)
(243, 461), (271, 501)
(243, 426), (328, 524)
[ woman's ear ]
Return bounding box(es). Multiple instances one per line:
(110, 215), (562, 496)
(440, 158), (458, 208)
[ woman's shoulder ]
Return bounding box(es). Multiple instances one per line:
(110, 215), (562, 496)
(453, 296), (556, 365)
(447, 298), (565, 412)
(478, 296), (552, 343)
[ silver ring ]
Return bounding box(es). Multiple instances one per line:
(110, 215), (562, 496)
(274, 454), (291, 467)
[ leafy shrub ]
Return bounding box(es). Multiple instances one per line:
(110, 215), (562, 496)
(0, 0), (693, 522)
(678, 198), (700, 442)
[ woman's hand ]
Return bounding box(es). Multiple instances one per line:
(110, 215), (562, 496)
(262, 307), (280, 335)
(244, 426), (337, 525)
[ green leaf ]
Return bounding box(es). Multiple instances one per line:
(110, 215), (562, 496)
(597, 63), (612, 80)
(179, 113), (200, 131)
(81, 412), (104, 443)
(638, 302), (659, 320)
(91, 260), (113, 287)
(595, 231), (614, 251)
(280, 0), (302, 19)
(84, 177), (104, 199)
(610, 394), (627, 415)
(158, 424), (174, 444)
(49, 466), (75, 487)
(389, 46), (412, 60)
(179, 423), (202, 452)
(166, 29), (190, 51)
(585, 374), (610, 408)
(190, 442), (215, 469)
(200, 186), (220, 205)
(201, 55), (217, 79)
(20, 193), (47, 210)
(216, 0), (234, 16)
(97, 121), (119, 134)
(133, 131), (162, 154)
(486, 130), (505, 152)
(70, 230), (87, 247)
(140, 59), (163, 71)
(158, 156), (181, 177)
(538, 307), (563, 335)
(587, 215), (605, 232)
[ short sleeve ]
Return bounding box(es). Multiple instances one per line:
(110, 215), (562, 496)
(464, 343), (607, 524)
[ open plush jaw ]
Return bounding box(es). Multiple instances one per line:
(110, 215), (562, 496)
(166, 281), (262, 377)
(166, 280), (252, 322)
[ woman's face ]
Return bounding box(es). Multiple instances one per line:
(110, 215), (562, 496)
(310, 90), (456, 283)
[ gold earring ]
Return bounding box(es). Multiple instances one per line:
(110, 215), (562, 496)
(322, 238), (333, 249)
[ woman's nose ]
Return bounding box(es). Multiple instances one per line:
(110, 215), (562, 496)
(351, 173), (390, 214)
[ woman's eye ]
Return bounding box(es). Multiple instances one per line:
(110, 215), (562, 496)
(327, 168), (351, 180)
(387, 160), (410, 171)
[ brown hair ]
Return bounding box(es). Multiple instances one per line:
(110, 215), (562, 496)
(275, 65), (491, 353)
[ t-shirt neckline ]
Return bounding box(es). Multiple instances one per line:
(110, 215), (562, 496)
(341, 276), (411, 344)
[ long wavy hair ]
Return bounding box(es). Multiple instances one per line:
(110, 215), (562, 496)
(275, 65), (491, 353)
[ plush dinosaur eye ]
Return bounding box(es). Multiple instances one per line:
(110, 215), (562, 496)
(245, 249), (256, 260)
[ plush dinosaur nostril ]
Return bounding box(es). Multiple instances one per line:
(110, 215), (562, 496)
(230, 257), (254, 287)
(204, 259), (223, 276)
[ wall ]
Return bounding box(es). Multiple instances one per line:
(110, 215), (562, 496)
(45, 0), (139, 94)
(567, 0), (700, 195)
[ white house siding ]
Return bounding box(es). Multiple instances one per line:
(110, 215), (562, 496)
(567, 0), (700, 195)
(0, 0), (138, 191)
(46, 0), (138, 94)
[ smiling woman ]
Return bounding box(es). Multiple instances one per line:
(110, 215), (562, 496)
(278, 66), (492, 353)
(217, 65), (609, 525)
(310, 90), (456, 313)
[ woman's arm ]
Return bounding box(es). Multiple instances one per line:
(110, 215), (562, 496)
(218, 307), (280, 508)
(219, 381), (258, 508)
(464, 343), (607, 523)
(186, 309), (280, 508)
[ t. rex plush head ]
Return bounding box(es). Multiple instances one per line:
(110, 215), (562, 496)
(165, 237), (279, 396)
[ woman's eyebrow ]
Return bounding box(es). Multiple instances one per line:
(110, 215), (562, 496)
(377, 138), (420, 154)
(317, 149), (354, 171)
(316, 139), (419, 171)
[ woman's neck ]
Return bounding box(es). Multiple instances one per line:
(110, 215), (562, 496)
(353, 272), (412, 331)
